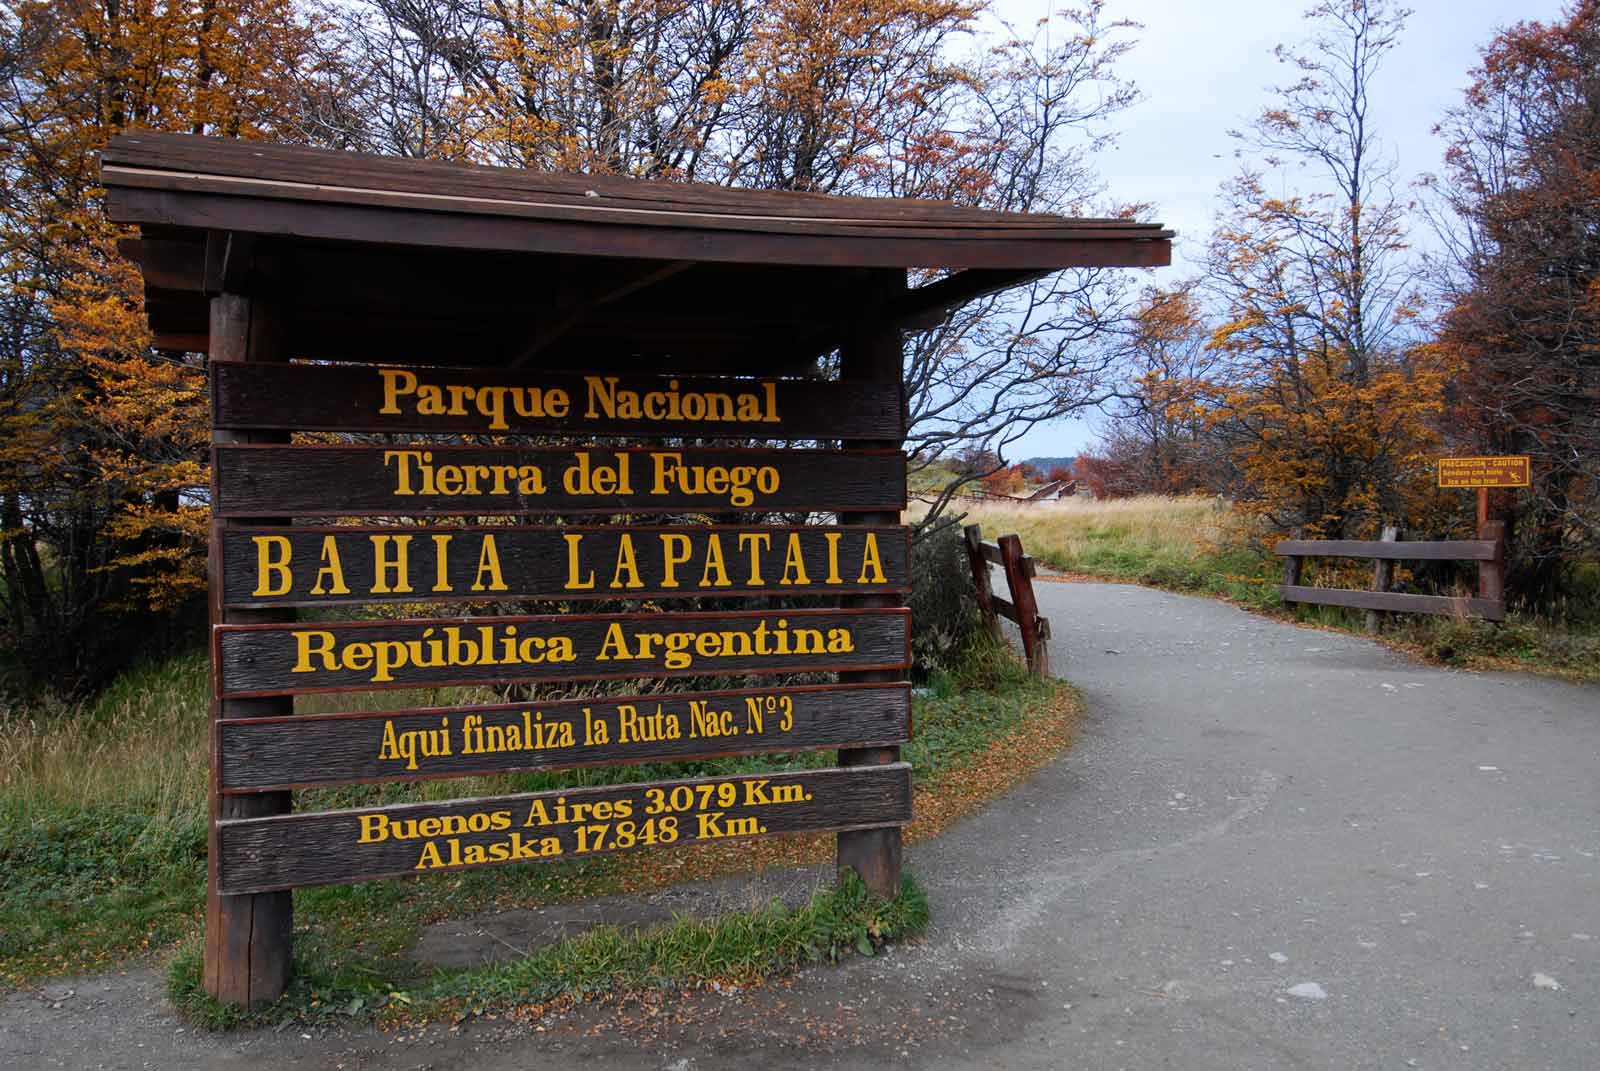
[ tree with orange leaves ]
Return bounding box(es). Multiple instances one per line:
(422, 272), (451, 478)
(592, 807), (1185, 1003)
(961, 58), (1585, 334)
(1200, 0), (1443, 538)
(1427, 1), (1600, 609)
(337, 1), (1149, 529)
(1095, 283), (1225, 495)
(0, 0), (329, 691)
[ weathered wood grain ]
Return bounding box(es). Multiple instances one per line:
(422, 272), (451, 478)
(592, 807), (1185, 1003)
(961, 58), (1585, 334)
(214, 607), (911, 698)
(1273, 539), (1499, 562)
(1277, 585), (1505, 622)
(221, 524), (908, 608)
(218, 763), (913, 893)
(218, 681), (910, 792)
(212, 444), (906, 517)
(212, 362), (904, 439)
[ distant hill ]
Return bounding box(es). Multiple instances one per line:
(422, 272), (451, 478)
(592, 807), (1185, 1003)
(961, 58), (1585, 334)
(1020, 456), (1079, 474)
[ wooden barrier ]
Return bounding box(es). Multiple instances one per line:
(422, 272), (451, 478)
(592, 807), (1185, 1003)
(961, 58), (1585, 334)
(1274, 521), (1507, 625)
(963, 525), (1052, 676)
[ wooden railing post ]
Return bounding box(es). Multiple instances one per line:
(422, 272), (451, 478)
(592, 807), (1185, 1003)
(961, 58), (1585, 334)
(1366, 525), (1400, 634)
(1478, 519), (1506, 619)
(1282, 526), (1305, 591)
(964, 524), (1004, 643)
(998, 534), (1048, 678)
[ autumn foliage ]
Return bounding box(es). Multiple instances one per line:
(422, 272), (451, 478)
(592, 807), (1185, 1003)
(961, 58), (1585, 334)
(1428, 1), (1600, 606)
(0, 0), (327, 690)
(1, 1), (1148, 693)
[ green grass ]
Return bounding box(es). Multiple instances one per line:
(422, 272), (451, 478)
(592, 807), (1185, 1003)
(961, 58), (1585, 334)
(168, 870), (928, 1030)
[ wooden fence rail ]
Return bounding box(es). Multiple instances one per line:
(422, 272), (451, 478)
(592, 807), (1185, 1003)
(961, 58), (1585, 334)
(1275, 521), (1507, 628)
(963, 525), (1052, 676)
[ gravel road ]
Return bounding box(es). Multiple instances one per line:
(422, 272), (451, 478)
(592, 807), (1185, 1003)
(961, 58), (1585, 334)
(5, 581), (1597, 1070)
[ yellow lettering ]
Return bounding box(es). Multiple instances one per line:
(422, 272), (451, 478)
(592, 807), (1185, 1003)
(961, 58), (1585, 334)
(738, 533), (771, 585)
(378, 368), (416, 415)
(370, 535), (413, 594)
(309, 535), (350, 596)
(661, 533), (692, 589)
(779, 533), (810, 586)
(251, 535), (292, 597)
(700, 534), (731, 588)
(611, 534), (643, 590)
(292, 630), (338, 673)
(824, 532), (842, 584)
(565, 533), (595, 590)
(471, 534), (507, 592)
(857, 532), (887, 584)
(431, 534), (452, 592)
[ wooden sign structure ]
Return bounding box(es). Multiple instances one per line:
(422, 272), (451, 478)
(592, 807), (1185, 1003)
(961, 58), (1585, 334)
(104, 131), (1172, 1008)
(199, 349), (915, 982)
(1437, 455), (1531, 489)
(1439, 454), (1530, 527)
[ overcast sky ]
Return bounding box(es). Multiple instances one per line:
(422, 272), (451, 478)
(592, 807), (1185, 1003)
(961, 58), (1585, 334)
(990, 0), (1572, 462)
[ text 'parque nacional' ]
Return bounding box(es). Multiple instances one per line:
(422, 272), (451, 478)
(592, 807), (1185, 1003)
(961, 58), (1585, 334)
(210, 362), (906, 439)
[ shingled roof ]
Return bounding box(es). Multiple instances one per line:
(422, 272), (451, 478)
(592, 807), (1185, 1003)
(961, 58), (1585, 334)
(102, 133), (1171, 368)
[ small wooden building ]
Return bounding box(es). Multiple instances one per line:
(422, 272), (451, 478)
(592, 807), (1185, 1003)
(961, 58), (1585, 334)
(103, 132), (1170, 1006)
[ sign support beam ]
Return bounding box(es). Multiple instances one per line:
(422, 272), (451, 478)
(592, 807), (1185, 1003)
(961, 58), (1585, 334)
(836, 270), (908, 898)
(203, 286), (295, 1007)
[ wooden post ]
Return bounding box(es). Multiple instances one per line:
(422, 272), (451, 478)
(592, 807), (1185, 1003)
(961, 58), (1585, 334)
(836, 270), (905, 898)
(964, 524), (1004, 643)
(1366, 525), (1400, 634)
(1478, 519), (1506, 620)
(998, 534), (1048, 677)
(1282, 526), (1305, 591)
(204, 288), (295, 1006)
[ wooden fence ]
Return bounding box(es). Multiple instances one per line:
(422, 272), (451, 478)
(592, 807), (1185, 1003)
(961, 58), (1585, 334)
(1275, 521), (1507, 629)
(963, 525), (1052, 676)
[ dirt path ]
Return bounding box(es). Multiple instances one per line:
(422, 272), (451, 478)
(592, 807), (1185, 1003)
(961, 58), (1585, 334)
(6, 581), (1598, 1070)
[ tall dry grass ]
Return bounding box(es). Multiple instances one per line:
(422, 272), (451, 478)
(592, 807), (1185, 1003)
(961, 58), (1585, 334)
(0, 654), (568, 823)
(940, 495), (1234, 572)
(916, 494), (1255, 591)
(0, 652), (212, 825)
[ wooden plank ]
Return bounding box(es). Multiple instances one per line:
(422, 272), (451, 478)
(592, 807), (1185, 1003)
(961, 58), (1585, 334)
(1000, 534), (1049, 677)
(889, 268), (1047, 329)
(1273, 539), (1499, 562)
(211, 362), (905, 439)
(204, 291), (293, 1007)
(104, 133), (1155, 228)
(978, 541), (1003, 565)
(214, 607), (911, 698)
(991, 595), (1018, 621)
(1478, 520), (1506, 610)
(221, 524), (910, 608)
(1367, 525), (1400, 634)
(104, 162), (1165, 240)
(106, 187), (1173, 272)
(1277, 585), (1505, 622)
(836, 273), (906, 899)
(212, 444), (906, 518)
(963, 525), (1003, 643)
(219, 681), (910, 793)
(218, 763), (913, 894)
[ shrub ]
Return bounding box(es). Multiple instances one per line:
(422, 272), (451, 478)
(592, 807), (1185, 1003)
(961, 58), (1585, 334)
(908, 523), (980, 678)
